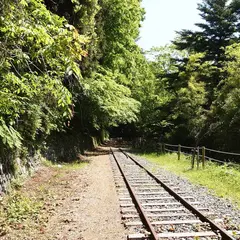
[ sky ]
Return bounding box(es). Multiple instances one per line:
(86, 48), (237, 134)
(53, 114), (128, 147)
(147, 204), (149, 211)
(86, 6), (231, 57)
(137, 0), (203, 50)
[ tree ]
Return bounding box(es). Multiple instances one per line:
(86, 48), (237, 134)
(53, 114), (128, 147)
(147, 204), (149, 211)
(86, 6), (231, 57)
(0, 0), (87, 149)
(0, 0), (148, 163)
(174, 0), (239, 63)
(132, 46), (208, 145)
(173, 0), (240, 95)
(208, 43), (240, 151)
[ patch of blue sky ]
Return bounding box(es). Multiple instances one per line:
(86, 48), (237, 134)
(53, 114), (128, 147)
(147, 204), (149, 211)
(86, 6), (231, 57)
(137, 0), (203, 50)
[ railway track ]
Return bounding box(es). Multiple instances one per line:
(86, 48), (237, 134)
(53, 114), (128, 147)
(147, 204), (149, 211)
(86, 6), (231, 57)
(110, 148), (239, 240)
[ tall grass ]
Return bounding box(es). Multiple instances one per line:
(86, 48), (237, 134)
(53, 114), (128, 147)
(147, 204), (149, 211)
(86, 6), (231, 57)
(139, 152), (240, 207)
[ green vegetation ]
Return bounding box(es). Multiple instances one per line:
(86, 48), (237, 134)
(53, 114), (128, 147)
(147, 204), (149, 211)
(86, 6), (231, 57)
(1, 0), (240, 184)
(139, 152), (240, 206)
(0, 190), (43, 236)
(0, 0), (148, 169)
(42, 159), (88, 170)
(124, 0), (240, 156)
(0, 159), (87, 236)
(3, 191), (43, 224)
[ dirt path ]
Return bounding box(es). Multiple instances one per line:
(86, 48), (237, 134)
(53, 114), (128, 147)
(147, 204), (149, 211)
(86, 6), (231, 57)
(0, 147), (126, 240)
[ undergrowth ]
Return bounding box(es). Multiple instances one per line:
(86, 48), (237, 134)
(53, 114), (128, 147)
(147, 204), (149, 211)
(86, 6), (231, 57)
(42, 159), (88, 170)
(0, 191), (43, 236)
(0, 159), (88, 236)
(5, 192), (42, 223)
(138, 152), (240, 207)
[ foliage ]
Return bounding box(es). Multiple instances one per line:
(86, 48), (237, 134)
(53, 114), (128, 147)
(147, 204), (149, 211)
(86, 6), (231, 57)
(174, 0), (239, 64)
(0, 191), (43, 224)
(138, 152), (240, 207)
(2, 0), (240, 172)
(208, 43), (240, 151)
(0, 0), (147, 168)
(138, 46), (209, 144)
(83, 67), (140, 129)
(42, 158), (88, 170)
(0, 0), (87, 150)
(50, 0), (146, 141)
(173, 0), (240, 99)
(134, 0), (240, 152)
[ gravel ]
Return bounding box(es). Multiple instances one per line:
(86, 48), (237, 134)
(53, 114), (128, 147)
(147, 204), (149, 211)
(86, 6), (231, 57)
(129, 152), (240, 231)
(111, 149), (240, 240)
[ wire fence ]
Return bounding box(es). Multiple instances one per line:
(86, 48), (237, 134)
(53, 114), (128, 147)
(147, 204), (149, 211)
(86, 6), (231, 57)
(161, 143), (240, 169)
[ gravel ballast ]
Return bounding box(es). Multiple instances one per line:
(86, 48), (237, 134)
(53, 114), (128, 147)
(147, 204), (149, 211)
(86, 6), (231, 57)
(129, 152), (240, 231)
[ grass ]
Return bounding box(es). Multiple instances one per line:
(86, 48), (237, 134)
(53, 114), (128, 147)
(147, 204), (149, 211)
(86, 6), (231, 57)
(0, 158), (88, 236)
(138, 152), (240, 208)
(4, 191), (43, 223)
(0, 190), (43, 236)
(42, 159), (88, 170)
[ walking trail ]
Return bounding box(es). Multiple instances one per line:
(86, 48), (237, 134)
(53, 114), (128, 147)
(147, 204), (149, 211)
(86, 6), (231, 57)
(1, 147), (126, 240)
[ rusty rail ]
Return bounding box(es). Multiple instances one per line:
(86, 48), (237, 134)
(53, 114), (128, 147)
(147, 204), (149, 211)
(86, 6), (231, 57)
(119, 148), (235, 240)
(110, 148), (158, 240)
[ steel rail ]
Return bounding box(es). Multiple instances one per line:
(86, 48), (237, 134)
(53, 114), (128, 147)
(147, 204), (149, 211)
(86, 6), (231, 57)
(110, 148), (158, 240)
(119, 149), (236, 240)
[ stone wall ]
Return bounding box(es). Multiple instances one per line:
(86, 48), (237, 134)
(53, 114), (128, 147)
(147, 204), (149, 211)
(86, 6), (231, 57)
(0, 151), (41, 194)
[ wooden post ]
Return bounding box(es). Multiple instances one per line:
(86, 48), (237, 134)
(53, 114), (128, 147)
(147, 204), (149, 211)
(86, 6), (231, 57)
(163, 143), (165, 154)
(191, 148), (195, 169)
(197, 146), (200, 170)
(157, 143), (161, 155)
(202, 146), (205, 169)
(178, 144), (181, 160)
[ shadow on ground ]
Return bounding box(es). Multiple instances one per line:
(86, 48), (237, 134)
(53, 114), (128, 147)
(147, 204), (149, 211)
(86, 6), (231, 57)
(84, 147), (110, 157)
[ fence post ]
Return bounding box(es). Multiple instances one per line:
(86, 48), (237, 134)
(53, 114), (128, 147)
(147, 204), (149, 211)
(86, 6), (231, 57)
(202, 146), (205, 169)
(197, 146), (200, 170)
(159, 143), (162, 154)
(178, 144), (181, 160)
(163, 143), (165, 154)
(191, 148), (195, 169)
